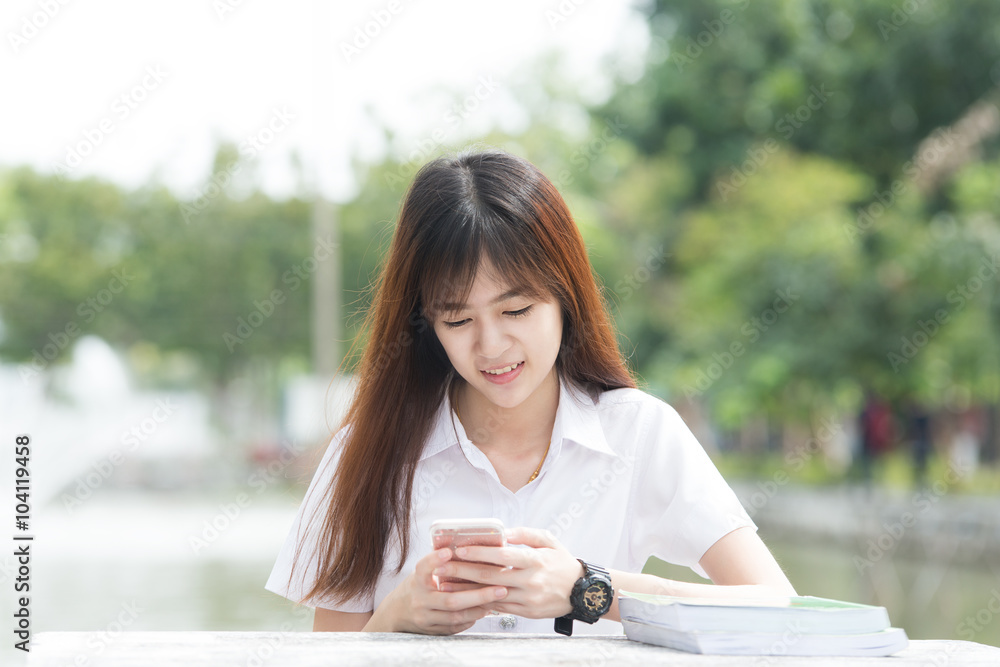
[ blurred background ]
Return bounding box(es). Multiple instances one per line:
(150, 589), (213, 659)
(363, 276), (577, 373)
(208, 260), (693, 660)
(2, 0), (1000, 657)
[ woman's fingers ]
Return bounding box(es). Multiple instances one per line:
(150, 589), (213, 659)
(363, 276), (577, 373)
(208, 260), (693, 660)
(505, 526), (559, 548)
(451, 545), (533, 569)
(420, 587), (508, 633)
(415, 548), (454, 589)
(434, 558), (522, 587)
(404, 529), (574, 632)
(423, 603), (498, 634)
(432, 585), (508, 611)
(401, 553), (509, 634)
(436, 581), (491, 593)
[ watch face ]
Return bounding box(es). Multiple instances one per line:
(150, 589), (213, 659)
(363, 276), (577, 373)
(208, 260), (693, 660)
(583, 582), (611, 612)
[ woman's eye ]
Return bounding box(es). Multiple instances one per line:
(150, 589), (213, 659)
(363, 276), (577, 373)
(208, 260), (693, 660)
(442, 306), (531, 328)
(507, 305), (532, 318)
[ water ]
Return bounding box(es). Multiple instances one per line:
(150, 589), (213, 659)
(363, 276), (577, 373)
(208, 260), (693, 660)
(772, 538), (1000, 646)
(647, 535), (1000, 648)
(17, 494), (1000, 648)
(20, 493), (313, 636)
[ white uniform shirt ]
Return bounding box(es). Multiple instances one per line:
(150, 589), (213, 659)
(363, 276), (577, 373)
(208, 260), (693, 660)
(265, 376), (755, 635)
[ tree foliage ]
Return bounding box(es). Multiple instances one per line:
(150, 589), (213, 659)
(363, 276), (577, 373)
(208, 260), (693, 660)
(2, 1), (999, 443)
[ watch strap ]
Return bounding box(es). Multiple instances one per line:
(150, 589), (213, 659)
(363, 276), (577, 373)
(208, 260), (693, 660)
(554, 615), (574, 636)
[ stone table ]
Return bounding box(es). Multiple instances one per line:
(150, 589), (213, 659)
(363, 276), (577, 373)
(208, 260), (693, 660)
(25, 632), (1000, 666)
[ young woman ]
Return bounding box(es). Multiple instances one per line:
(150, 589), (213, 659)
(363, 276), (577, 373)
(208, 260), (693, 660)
(266, 148), (795, 636)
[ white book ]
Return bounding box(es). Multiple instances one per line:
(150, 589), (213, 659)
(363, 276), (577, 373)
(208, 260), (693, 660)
(622, 618), (910, 657)
(618, 591), (908, 657)
(618, 590), (893, 635)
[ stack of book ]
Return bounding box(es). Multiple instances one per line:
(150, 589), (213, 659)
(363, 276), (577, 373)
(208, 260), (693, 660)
(619, 591), (909, 657)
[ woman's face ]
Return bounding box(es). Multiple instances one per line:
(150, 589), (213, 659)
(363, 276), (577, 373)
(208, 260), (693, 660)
(431, 264), (563, 412)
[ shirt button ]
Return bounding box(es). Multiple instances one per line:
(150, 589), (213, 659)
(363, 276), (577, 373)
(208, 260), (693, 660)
(499, 614), (518, 630)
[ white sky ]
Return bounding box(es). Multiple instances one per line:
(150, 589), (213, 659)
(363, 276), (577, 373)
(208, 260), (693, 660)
(2, 0), (648, 201)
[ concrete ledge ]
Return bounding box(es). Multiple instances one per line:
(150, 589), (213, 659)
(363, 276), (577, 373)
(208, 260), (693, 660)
(26, 632), (1000, 666)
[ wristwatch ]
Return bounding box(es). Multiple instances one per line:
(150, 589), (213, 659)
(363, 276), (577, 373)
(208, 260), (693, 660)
(554, 559), (614, 636)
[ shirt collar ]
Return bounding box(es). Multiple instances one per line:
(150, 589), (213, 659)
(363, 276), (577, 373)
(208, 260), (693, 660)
(419, 374), (617, 461)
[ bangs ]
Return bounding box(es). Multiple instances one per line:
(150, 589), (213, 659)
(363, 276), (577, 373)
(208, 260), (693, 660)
(418, 207), (556, 319)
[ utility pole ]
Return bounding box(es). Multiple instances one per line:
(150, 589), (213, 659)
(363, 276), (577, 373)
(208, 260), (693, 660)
(311, 197), (340, 376)
(310, 0), (342, 379)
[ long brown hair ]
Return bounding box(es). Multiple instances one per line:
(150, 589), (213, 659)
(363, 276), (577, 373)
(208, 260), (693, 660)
(294, 148), (635, 606)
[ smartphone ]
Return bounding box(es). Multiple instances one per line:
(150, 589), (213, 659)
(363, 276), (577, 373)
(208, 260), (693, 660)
(429, 518), (506, 585)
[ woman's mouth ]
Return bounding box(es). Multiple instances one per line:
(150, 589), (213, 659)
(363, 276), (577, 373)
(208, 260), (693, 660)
(481, 361), (524, 385)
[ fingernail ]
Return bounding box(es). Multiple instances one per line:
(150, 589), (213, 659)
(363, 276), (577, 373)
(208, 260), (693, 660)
(494, 587), (507, 598)
(455, 547), (467, 557)
(438, 549), (450, 560)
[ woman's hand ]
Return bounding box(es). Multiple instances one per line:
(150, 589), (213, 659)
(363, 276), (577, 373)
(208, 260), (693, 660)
(432, 527), (584, 619)
(370, 547), (509, 635)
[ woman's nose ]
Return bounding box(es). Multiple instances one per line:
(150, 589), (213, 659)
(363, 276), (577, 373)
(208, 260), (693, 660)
(475, 320), (510, 358)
